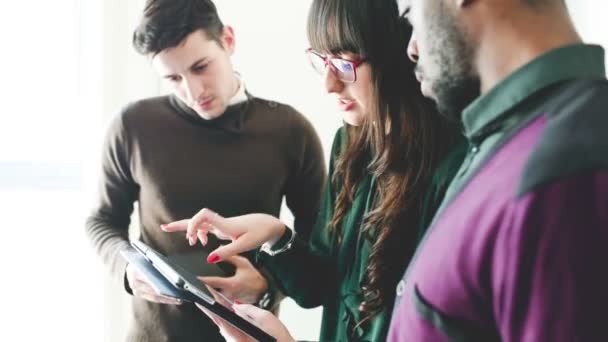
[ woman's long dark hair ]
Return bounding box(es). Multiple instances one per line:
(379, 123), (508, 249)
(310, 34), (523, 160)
(308, 0), (459, 328)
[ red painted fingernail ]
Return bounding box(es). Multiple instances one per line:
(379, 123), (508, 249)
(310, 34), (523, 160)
(207, 253), (221, 264)
(234, 300), (242, 305)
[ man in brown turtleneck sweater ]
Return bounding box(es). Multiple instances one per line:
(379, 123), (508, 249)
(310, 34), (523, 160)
(85, 1), (325, 341)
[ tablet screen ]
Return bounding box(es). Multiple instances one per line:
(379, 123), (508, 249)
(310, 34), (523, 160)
(129, 241), (275, 341)
(174, 261), (235, 307)
(131, 241), (234, 307)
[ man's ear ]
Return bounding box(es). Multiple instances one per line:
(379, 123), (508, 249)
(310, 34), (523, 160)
(221, 25), (236, 55)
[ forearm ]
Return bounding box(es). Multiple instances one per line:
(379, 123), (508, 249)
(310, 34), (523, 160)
(88, 111), (138, 287)
(285, 114), (326, 244)
(85, 212), (131, 285)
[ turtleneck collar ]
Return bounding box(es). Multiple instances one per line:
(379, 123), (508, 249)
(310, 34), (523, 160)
(169, 72), (251, 133)
(229, 72), (247, 106)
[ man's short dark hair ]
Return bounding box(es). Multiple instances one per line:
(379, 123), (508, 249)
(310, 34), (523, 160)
(133, 0), (224, 56)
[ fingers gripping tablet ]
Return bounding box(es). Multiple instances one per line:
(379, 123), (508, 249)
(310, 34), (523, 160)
(124, 241), (276, 342)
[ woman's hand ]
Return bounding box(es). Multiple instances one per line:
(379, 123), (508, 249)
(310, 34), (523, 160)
(198, 303), (296, 342)
(162, 209), (286, 262)
(198, 256), (268, 304)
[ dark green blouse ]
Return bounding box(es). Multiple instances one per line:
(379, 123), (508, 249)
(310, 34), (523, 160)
(260, 127), (466, 341)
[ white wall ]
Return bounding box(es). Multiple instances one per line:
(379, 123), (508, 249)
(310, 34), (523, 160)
(214, 1), (343, 153)
(567, 0), (608, 68)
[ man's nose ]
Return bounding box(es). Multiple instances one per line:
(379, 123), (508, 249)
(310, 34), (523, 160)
(407, 32), (420, 64)
(184, 76), (204, 102)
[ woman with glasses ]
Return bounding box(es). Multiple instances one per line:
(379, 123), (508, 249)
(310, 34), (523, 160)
(163, 0), (465, 340)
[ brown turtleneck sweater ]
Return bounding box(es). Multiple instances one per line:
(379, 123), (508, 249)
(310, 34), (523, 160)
(85, 93), (326, 342)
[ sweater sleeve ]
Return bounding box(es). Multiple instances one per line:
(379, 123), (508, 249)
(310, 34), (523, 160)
(493, 172), (608, 342)
(85, 112), (139, 287)
(282, 109), (327, 243)
(260, 128), (343, 308)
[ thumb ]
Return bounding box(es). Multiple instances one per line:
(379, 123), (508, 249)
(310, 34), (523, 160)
(209, 240), (255, 263)
(223, 255), (252, 269)
(198, 276), (231, 290)
(233, 304), (273, 323)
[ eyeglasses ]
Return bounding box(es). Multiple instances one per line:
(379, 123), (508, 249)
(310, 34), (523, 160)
(305, 48), (366, 83)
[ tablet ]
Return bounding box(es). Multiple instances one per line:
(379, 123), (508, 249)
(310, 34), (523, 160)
(123, 240), (276, 342)
(168, 250), (235, 279)
(120, 248), (187, 300)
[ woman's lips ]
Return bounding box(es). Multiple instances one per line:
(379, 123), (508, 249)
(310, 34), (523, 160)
(339, 98), (355, 111)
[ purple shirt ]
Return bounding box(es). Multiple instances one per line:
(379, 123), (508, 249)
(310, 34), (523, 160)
(388, 114), (608, 341)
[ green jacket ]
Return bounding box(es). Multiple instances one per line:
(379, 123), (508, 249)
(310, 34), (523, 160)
(261, 127), (466, 341)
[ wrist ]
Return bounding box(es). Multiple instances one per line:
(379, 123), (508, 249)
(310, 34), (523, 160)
(261, 228), (295, 257)
(257, 290), (273, 310)
(254, 274), (272, 309)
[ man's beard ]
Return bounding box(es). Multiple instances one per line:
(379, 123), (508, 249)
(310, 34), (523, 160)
(427, 3), (480, 120)
(433, 71), (480, 121)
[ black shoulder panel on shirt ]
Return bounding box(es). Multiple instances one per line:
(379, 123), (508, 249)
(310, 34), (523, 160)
(518, 79), (608, 197)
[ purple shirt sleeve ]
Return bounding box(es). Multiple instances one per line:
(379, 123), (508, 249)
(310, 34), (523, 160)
(493, 172), (608, 342)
